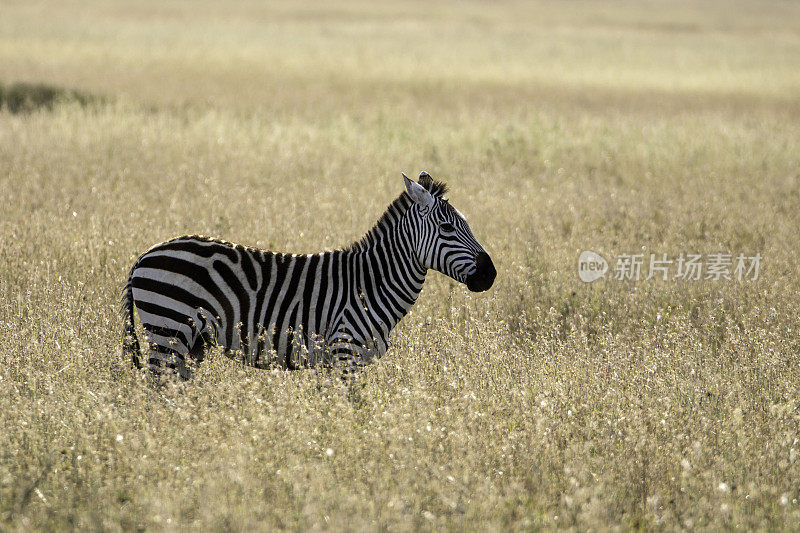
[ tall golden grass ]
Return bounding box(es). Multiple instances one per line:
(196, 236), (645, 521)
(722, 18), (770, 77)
(1, 0), (799, 529)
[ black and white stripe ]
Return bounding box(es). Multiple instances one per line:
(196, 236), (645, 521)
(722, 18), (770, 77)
(121, 172), (496, 379)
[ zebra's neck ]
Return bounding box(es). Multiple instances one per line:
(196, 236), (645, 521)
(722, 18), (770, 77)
(343, 193), (427, 339)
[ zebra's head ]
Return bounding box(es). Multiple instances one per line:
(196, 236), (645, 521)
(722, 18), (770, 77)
(403, 172), (496, 292)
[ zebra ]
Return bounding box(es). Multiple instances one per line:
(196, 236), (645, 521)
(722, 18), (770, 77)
(121, 172), (496, 379)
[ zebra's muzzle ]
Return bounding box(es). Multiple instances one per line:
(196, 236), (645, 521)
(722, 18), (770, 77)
(466, 252), (496, 292)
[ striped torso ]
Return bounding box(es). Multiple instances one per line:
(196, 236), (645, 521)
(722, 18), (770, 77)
(129, 230), (425, 370)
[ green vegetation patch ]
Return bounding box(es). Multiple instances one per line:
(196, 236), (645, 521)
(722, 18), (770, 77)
(0, 82), (95, 114)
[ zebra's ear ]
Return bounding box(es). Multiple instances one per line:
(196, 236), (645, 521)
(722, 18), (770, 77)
(402, 172), (434, 212)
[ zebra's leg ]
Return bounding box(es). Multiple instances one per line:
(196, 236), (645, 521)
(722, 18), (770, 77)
(328, 336), (368, 391)
(185, 308), (220, 369)
(143, 326), (192, 380)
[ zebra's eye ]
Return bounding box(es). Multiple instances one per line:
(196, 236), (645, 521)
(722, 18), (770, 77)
(440, 222), (456, 233)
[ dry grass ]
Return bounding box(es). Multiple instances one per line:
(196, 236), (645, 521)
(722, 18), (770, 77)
(1, 0), (800, 530)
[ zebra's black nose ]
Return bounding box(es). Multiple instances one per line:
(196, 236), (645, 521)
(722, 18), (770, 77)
(466, 252), (496, 292)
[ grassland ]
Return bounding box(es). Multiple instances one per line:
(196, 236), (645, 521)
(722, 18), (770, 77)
(1, 0), (800, 529)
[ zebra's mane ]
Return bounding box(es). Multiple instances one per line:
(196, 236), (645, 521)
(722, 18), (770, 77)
(418, 173), (449, 197)
(344, 176), (449, 252)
